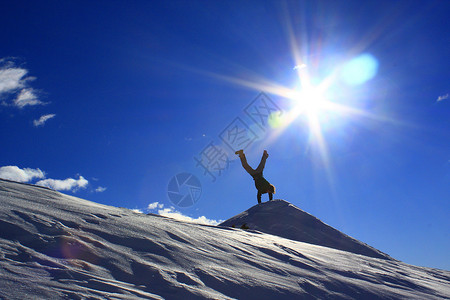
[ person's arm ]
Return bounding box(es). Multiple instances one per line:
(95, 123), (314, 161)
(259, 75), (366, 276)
(257, 191), (262, 204)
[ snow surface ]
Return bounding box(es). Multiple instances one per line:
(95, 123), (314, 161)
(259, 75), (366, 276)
(219, 200), (390, 260)
(0, 179), (449, 299)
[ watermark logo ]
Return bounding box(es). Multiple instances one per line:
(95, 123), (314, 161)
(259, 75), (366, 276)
(195, 92), (282, 181)
(244, 92), (281, 131)
(167, 173), (202, 207)
(167, 92), (283, 207)
(219, 117), (259, 152)
(194, 142), (230, 182)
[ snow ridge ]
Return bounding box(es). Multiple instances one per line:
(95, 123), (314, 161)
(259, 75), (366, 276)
(0, 179), (449, 299)
(220, 199), (390, 259)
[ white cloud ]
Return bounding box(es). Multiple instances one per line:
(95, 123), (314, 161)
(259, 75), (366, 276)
(147, 203), (222, 225)
(36, 176), (89, 192)
(0, 166), (45, 182)
(14, 88), (43, 108)
(95, 186), (107, 193)
(0, 59), (43, 108)
(293, 64), (307, 70)
(158, 207), (221, 225)
(0, 67), (28, 95)
(132, 209), (144, 214)
(0, 164), (93, 194)
(148, 202), (164, 210)
(437, 93), (449, 102)
(33, 114), (56, 127)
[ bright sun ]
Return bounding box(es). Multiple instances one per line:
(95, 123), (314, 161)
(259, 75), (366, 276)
(266, 54), (381, 171)
(272, 77), (334, 136)
(290, 85), (328, 117)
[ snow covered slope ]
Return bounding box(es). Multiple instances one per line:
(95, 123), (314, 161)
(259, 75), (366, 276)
(220, 200), (389, 260)
(0, 179), (449, 299)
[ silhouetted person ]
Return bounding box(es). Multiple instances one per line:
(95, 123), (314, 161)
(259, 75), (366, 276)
(235, 149), (276, 204)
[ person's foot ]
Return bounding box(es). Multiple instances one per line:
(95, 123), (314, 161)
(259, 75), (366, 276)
(235, 149), (244, 156)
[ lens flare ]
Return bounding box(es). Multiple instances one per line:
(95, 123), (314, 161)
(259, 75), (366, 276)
(268, 111), (284, 129)
(340, 54), (379, 86)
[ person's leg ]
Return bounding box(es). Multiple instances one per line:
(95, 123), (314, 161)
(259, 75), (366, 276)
(257, 191), (262, 204)
(269, 193), (273, 201)
(237, 151), (255, 175)
(255, 150), (268, 173)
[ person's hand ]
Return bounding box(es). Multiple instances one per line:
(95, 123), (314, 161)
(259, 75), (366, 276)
(263, 150), (269, 157)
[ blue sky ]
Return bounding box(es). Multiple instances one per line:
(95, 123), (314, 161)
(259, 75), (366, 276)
(0, 0), (448, 270)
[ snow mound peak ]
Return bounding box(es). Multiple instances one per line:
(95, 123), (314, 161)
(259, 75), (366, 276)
(220, 199), (390, 259)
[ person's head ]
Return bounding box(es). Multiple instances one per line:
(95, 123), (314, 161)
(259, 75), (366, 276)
(268, 184), (276, 194)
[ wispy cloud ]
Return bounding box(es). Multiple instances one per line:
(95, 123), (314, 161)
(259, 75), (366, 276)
(148, 202), (164, 210)
(0, 58), (44, 108)
(14, 88), (43, 108)
(293, 64), (307, 70)
(36, 176), (89, 192)
(147, 202), (222, 225)
(437, 93), (449, 102)
(0, 166), (45, 182)
(95, 186), (107, 193)
(33, 114), (56, 127)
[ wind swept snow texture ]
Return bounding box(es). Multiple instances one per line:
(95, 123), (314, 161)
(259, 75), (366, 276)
(0, 180), (449, 299)
(220, 200), (390, 259)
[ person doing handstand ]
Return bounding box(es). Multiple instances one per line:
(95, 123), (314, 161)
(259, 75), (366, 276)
(235, 149), (276, 204)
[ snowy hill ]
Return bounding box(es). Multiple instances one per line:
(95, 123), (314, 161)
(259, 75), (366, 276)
(219, 200), (390, 260)
(0, 179), (449, 299)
